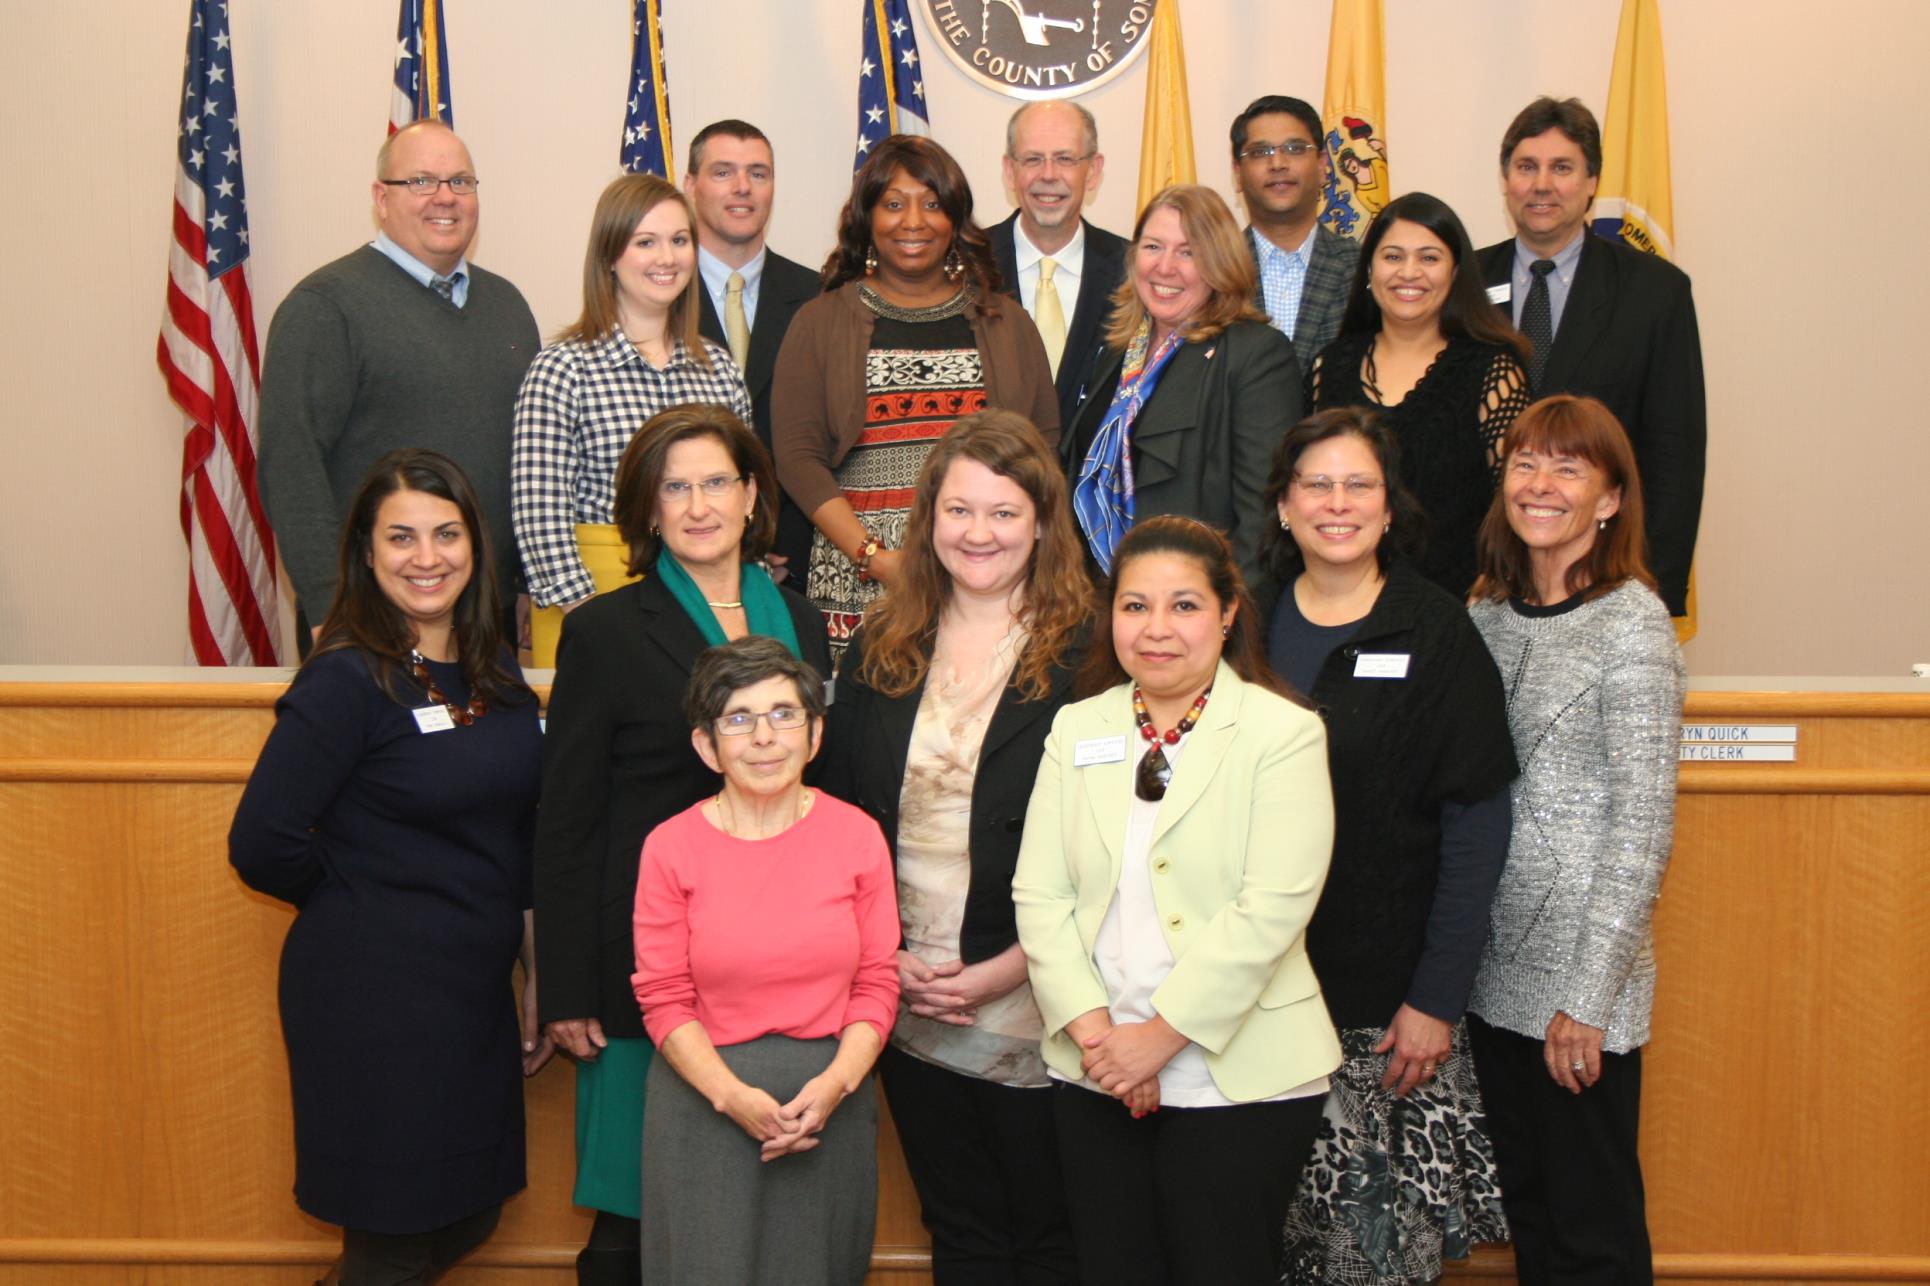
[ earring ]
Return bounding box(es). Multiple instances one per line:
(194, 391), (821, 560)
(746, 507), (755, 523)
(1221, 624), (1231, 638)
(1598, 518), (1607, 531)
(1279, 518), (1290, 531)
(943, 245), (965, 282)
(650, 524), (660, 537)
(864, 244), (878, 275)
(1384, 520), (1391, 534)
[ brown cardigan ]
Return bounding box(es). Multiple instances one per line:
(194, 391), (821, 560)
(770, 281), (1060, 516)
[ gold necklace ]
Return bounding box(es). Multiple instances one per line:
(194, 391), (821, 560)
(717, 789), (809, 838)
(705, 599), (743, 610)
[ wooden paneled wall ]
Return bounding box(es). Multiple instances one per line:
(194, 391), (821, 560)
(1, 680), (1925, 1284)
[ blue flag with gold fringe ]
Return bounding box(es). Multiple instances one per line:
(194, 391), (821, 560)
(854, 0), (929, 172)
(622, 0), (674, 178)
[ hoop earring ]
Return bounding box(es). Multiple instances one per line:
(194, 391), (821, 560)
(943, 245), (965, 282)
(864, 244), (879, 275)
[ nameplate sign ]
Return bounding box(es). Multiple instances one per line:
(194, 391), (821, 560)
(1679, 723), (1798, 763)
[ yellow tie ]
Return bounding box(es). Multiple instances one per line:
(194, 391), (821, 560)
(724, 271), (750, 369)
(1034, 257), (1067, 378)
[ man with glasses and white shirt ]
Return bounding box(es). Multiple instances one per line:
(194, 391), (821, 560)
(260, 120), (539, 647)
(1230, 95), (1359, 375)
(989, 100), (1128, 431)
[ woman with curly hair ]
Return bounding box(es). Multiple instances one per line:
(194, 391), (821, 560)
(824, 409), (1091, 1283)
(772, 135), (1058, 662)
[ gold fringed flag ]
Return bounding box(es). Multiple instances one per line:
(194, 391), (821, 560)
(1594, 0), (1696, 641)
(622, 0), (674, 178)
(1136, 0), (1194, 210)
(1317, 0), (1387, 240)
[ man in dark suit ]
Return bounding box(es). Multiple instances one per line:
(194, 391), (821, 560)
(1230, 94), (1360, 375)
(988, 100), (1129, 432)
(1478, 96), (1704, 618)
(684, 119), (823, 573)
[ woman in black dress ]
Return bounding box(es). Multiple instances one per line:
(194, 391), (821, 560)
(1307, 192), (1531, 597)
(230, 449), (548, 1284)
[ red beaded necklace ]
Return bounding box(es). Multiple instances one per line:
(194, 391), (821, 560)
(1131, 684), (1210, 801)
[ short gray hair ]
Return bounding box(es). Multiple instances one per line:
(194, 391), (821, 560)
(1005, 100), (1098, 159)
(683, 637), (825, 731)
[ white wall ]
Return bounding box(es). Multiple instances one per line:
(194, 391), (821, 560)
(3, 0), (1925, 675)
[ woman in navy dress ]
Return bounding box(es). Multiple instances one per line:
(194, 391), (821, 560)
(230, 449), (550, 1285)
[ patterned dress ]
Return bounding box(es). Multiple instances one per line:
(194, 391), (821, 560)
(806, 287), (987, 661)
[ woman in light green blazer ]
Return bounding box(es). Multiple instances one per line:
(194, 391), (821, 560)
(1013, 515), (1342, 1286)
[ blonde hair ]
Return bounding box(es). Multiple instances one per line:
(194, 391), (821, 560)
(1105, 184), (1265, 348)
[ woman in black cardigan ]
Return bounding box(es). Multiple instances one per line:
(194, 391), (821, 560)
(824, 410), (1090, 1285)
(1261, 408), (1518, 1284)
(533, 405), (829, 1284)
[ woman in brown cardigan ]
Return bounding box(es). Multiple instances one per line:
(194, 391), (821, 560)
(772, 134), (1057, 662)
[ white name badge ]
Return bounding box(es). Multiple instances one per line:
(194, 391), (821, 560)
(1486, 282), (1511, 305)
(1353, 652), (1411, 679)
(1074, 735), (1128, 767)
(413, 704), (456, 733)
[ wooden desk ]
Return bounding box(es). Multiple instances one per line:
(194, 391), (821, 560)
(0, 674), (1924, 1284)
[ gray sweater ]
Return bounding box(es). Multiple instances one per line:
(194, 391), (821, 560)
(1468, 581), (1686, 1052)
(259, 247), (540, 611)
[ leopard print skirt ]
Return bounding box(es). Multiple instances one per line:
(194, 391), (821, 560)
(1280, 1020), (1507, 1284)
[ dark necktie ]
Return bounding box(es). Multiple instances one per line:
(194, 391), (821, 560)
(1521, 258), (1556, 388)
(432, 275), (457, 302)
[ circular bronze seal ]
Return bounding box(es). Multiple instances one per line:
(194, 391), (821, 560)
(916, 0), (1160, 100)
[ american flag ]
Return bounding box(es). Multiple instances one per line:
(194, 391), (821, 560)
(155, 0), (280, 666)
(622, 0), (674, 177)
(854, 0), (929, 171)
(391, 0), (455, 132)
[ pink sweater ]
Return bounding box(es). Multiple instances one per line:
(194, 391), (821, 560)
(631, 794), (900, 1049)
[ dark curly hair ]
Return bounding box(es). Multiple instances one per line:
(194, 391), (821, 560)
(819, 135), (1001, 307)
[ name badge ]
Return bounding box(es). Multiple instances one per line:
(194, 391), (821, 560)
(413, 704), (456, 733)
(1074, 735), (1128, 767)
(1486, 282), (1511, 305)
(1353, 652), (1411, 679)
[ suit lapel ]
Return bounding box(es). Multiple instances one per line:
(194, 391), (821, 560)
(1127, 342), (1207, 491)
(1148, 666), (1241, 851)
(1065, 342), (1126, 471)
(1078, 689), (1135, 885)
(874, 679), (921, 789)
(992, 215), (1021, 304)
(634, 575), (711, 678)
(1540, 233), (1615, 394)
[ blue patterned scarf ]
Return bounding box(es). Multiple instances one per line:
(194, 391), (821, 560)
(1073, 322), (1186, 574)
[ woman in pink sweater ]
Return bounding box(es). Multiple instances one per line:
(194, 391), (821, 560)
(631, 636), (899, 1285)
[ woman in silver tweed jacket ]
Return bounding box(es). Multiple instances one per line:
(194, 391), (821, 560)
(1465, 395), (1685, 1285)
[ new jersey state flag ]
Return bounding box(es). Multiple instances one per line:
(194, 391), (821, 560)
(1317, 0), (1388, 240)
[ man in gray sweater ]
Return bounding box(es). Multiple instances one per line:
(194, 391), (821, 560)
(260, 120), (540, 645)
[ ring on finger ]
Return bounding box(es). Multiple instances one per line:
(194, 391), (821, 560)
(1570, 1060), (1585, 1073)
(1422, 1063), (1435, 1076)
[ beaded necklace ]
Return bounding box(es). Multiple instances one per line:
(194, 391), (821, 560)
(410, 651), (487, 725)
(1131, 684), (1210, 801)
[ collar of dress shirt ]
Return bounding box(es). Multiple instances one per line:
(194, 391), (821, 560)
(1512, 225), (1586, 290)
(1251, 224), (1316, 273)
(370, 232), (470, 306)
(1014, 218), (1087, 278)
(592, 327), (694, 371)
(698, 243), (766, 322)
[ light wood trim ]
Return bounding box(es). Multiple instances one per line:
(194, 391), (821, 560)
(1682, 691), (1930, 718)
(0, 758), (257, 783)
(1678, 767), (1930, 795)
(0, 683), (288, 709)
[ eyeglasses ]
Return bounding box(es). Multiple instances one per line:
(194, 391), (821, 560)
(379, 175), (480, 196)
(712, 706), (810, 736)
(660, 474), (746, 502)
(1238, 140), (1319, 161)
(1292, 474), (1385, 498)
(1013, 152), (1094, 174)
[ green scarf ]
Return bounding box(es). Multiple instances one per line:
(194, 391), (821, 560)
(653, 549), (803, 658)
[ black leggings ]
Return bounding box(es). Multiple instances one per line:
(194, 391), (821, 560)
(339, 1204), (501, 1286)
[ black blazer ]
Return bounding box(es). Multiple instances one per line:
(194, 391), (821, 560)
(532, 573), (831, 1039)
(989, 212), (1130, 432)
(698, 248), (824, 571)
(1477, 232), (1705, 616)
(823, 624), (1082, 964)
(1064, 319), (1302, 595)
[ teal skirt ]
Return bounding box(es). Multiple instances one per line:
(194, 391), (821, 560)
(572, 1036), (652, 1216)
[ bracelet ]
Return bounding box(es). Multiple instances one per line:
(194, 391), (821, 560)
(853, 537), (882, 583)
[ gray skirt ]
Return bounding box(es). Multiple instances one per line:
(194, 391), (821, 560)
(642, 1034), (878, 1286)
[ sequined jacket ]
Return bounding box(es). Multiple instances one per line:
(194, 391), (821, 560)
(1468, 581), (1686, 1053)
